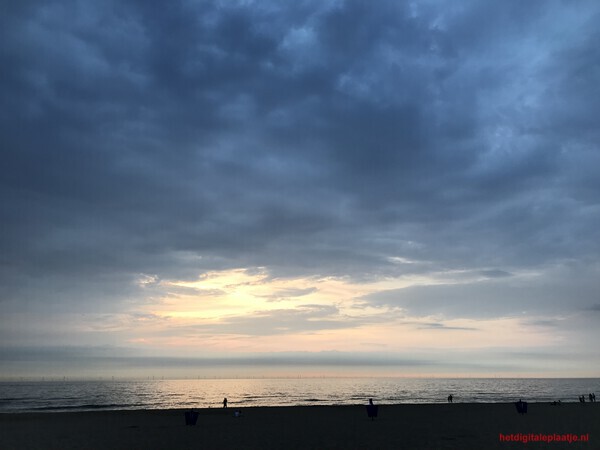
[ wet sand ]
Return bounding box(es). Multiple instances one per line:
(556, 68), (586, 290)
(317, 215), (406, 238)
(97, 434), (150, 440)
(1, 403), (598, 449)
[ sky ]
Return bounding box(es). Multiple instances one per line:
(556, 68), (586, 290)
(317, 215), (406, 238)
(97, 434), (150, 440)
(1, 0), (599, 379)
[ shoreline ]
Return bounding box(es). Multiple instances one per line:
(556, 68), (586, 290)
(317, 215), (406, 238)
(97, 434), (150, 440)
(1, 403), (598, 449)
(0, 400), (594, 414)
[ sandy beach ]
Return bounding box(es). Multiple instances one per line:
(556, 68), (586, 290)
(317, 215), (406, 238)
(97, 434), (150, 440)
(1, 403), (598, 449)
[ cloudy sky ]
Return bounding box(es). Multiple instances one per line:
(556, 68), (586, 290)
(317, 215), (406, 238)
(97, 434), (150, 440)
(1, 0), (599, 378)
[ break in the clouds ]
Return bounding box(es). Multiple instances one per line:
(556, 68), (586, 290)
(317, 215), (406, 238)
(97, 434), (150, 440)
(1, 0), (599, 377)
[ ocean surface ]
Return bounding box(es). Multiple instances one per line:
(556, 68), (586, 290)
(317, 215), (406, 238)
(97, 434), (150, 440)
(1, 378), (598, 413)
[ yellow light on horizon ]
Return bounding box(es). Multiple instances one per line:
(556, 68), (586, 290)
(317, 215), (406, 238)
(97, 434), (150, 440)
(126, 267), (568, 359)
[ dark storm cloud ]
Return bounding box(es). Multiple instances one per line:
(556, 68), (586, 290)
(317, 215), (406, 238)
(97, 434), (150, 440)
(1, 0), (600, 330)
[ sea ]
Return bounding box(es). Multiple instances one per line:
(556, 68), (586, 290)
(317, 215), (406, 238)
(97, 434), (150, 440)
(0, 378), (598, 413)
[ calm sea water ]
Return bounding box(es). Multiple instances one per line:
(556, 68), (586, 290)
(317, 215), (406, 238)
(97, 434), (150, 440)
(0, 378), (598, 413)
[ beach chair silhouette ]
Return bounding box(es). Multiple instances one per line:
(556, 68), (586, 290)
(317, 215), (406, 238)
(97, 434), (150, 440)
(366, 404), (378, 420)
(515, 400), (527, 414)
(185, 410), (199, 425)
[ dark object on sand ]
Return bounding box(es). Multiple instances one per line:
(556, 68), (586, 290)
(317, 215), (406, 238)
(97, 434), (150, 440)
(447, 394), (453, 403)
(515, 400), (527, 414)
(185, 410), (199, 425)
(366, 399), (378, 420)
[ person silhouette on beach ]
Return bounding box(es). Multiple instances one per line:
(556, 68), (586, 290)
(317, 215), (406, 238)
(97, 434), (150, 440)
(366, 398), (378, 419)
(447, 394), (453, 403)
(516, 399), (527, 414)
(590, 393), (593, 403)
(223, 397), (228, 408)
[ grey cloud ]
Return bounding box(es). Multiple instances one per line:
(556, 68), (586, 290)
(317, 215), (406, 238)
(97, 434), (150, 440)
(3, 0), (598, 286)
(416, 322), (478, 331)
(1, 0), (600, 368)
(165, 304), (351, 337)
(362, 264), (600, 320)
(522, 319), (560, 328)
(0, 345), (573, 377)
(478, 270), (512, 279)
(0, 346), (435, 371)
(262, 287), (318, 302)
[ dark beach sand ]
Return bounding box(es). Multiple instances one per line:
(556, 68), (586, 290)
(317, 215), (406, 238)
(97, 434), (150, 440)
(1, 403), (598, 449)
